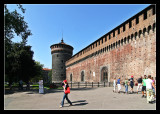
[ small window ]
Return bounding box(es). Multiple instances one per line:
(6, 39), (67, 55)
(144, 12), (147, 20)
(118, 28), (120, 34)
(153, 6), (155, 15)
(109, 34), (111, 40)
(105, 36), (107, 41)
(136, 16), (139, 24)
(123, 25), (125, 32)
(129, 21), (132, 28)
(113, 31), (115, 37)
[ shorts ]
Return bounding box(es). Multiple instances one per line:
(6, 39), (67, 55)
(142, 86), (146, 91)
(130, 84), (134, 89)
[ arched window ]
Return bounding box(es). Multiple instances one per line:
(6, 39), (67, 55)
(116, 41), (118, 48)
(127, 35), (130, 43)
(81, 71), (85, 82)
(153, 23), (156, 32)
(135, 32), (137, 40)
(148, 25), (151, 33)
(124, 37), (126, 44)
(113, 43), (115, 49)
(121, 39), (123, 46)
(143, 28), (146, 36)
(118, 40), (120, 46)
(139, 30), (142, 37)
(131, 34), (134, 41)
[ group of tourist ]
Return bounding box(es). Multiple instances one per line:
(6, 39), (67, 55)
(113, 75), (156, 104)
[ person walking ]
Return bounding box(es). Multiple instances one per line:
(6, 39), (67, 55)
(113, 77), (116, 92)
(146, 75), (156, 103)
(19, 80), (23, 90)
(124, 77), (129, 94)
(117, 77), (121, 93)
(129, 76), (134, 94)
(60, 80), (72, 108)
(151, 77), (156, 99)
(137, 76), (142, 94)
(142, 75), (147, 98)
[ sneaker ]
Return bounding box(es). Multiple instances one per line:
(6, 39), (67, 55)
(69, 104), (73, 106)
(59, 106), (63, 108)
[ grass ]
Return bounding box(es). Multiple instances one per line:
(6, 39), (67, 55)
(31, 84), (63, 90)
(4, 83), (63, 90)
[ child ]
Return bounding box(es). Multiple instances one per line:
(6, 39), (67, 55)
(124, 77), (129, 94)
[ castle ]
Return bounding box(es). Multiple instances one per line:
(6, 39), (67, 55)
(51, 5), (156, 84)
(65, 5), (156, 83)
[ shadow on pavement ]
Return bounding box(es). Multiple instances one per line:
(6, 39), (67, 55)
(65, 100), (88, 106)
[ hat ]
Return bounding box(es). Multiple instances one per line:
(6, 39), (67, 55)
(131, 76), (133, 78)
(63, 80), (67, 83)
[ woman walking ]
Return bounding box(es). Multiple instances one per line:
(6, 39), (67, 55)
(60, 80), (72, 108)
(117, 77), (121, 93)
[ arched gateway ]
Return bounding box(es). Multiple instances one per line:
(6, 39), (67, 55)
(101, 67), (108, 82)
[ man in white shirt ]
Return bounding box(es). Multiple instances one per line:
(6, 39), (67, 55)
(146, 75), (156, 103)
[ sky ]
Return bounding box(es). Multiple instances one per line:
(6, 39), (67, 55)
(7, 4), (150, 69)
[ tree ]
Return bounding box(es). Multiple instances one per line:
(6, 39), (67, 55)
(4, 4), (32, 44)
(4, 4), (32, 86)
(30, 61), (44, 83)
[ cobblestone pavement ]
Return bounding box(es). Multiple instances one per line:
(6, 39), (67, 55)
(4, 87), (156, 110)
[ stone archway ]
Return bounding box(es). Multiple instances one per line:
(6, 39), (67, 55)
(101, 67), (108, 82)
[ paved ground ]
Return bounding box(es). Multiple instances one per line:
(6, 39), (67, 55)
(4, 86), (156, 110)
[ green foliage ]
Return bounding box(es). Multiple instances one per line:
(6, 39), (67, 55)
(4, 4), (44, 86)
(30, 61), (44, 83)
(4, 4), (32, 44)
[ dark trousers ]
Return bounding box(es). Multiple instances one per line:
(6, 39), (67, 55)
(61, 93), (72, 106)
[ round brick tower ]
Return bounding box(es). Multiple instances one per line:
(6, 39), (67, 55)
(50, 39), (73, 83)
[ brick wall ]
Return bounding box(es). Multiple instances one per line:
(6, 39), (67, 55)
(66, 5), (156, 83)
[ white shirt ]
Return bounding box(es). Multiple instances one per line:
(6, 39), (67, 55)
(146, 78), (153, 89)
(113, 80), (116, 86)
